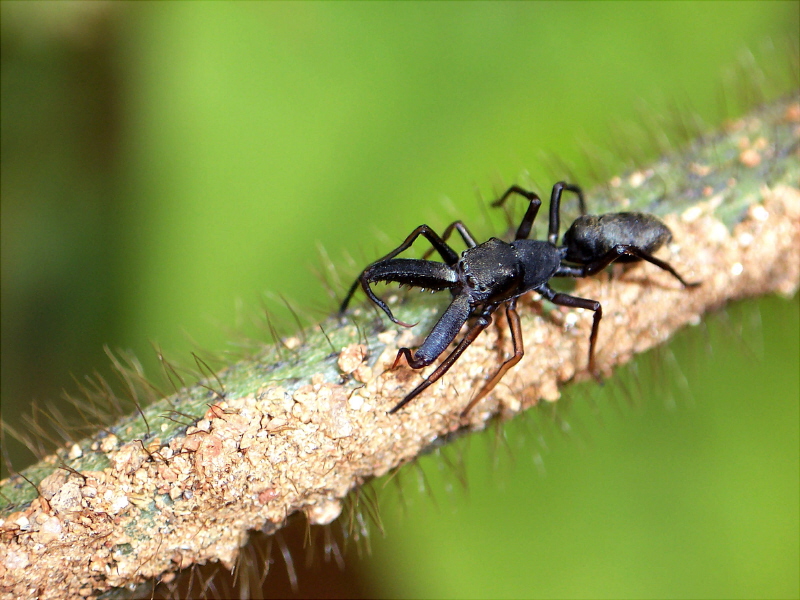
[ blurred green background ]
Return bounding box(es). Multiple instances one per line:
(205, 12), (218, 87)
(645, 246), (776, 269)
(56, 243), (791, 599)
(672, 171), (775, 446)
(1, 2), (798, 598)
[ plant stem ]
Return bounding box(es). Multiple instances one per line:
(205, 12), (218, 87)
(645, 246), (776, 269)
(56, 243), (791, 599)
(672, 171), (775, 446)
(1, 97), (798, 600)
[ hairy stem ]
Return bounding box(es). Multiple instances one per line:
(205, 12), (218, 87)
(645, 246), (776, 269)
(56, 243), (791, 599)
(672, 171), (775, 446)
(1, 97), (799, 600)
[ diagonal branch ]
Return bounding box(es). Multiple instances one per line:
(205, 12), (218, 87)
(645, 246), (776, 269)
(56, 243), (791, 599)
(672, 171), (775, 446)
(1, 97), (798, 600)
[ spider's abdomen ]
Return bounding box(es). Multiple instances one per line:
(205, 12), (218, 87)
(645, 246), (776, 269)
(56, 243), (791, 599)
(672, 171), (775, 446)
(458, 238), (519, 301)
(563, 213), (672, 264)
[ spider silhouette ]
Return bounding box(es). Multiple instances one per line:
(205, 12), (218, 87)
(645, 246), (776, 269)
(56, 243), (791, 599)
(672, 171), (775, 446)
(340, 182), (698, 415)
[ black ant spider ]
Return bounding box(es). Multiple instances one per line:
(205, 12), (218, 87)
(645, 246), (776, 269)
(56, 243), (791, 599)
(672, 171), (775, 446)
(340, 182), (699, 415)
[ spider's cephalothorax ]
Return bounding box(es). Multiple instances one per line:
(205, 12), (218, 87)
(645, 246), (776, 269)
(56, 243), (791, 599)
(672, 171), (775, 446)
(340, 182), (699, 415)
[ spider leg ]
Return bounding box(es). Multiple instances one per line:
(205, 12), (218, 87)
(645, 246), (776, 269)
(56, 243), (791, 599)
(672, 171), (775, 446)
(340, 225), (459, 314)
(389, 299), (493, 414)
(557, 245), (700, 288)
(421, 220), (478, 259)
(547, 181), (585, 245)
(537, 283), (602, 376)
(461, 298), (523, 416)
(375, 224), (460, 265)
(491, 185), (542, 240)
(340, 277), (365, 318)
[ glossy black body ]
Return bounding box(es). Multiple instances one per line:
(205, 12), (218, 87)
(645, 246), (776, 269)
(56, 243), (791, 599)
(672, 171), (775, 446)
(340, 182), (698, 414)
(563, 213), (672, 264)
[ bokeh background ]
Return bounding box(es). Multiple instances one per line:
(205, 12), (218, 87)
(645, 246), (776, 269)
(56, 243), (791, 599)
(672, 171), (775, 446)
(2, 2), (798, 598)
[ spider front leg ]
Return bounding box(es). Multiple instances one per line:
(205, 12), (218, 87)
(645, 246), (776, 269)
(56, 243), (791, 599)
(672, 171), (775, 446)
(421, 220), (478, 259)
(389, 295), (492, 414)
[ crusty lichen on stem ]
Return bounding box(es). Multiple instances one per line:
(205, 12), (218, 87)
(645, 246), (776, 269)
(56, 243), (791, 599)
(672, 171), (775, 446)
(1, 97), (799, 600)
